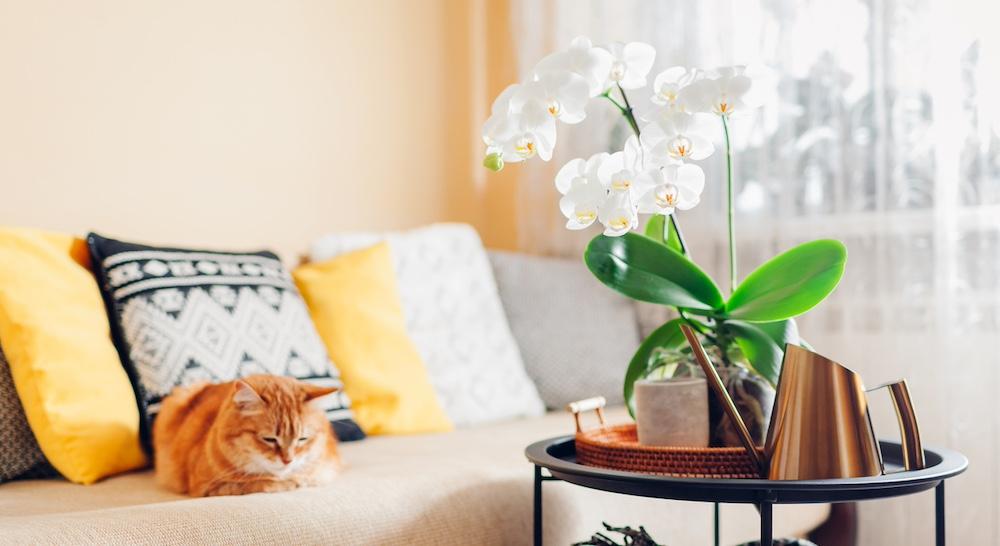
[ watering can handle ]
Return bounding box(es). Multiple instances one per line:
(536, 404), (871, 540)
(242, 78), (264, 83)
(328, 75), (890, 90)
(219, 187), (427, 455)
(869, 380), (926, 471)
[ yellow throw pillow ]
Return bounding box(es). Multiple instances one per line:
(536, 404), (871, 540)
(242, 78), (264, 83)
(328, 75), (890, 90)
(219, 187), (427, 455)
(293, 242), (452, 435)
(0, 228), (147, 484)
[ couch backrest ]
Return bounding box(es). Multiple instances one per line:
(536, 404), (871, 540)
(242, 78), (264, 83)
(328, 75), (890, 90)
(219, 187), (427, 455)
(488, 250), (642, 409)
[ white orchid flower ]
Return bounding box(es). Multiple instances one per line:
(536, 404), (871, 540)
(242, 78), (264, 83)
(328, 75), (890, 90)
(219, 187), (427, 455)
(561, 178), (606, 230)
(482, 84), (557, 163)
(597, 135), (645, 195)
(501, 102), (557, 162)
(555, 153), (607, 194)
(557, 140), (653, 236)
(482, 83), (520, 152)
(488, 83), (518, 118)
(533, 36), (614, 97)
(557, 153), (609, 230)
(601, 41), (656, 90)
(597, 191), (638, 237)
(513, 71), (590, 125)
(651, 66), (702, 110)
(680, 65), (755, 117)
(587, 137), (646, 237)
(636, 163), (706, 215)
(641, 112), (715, 164)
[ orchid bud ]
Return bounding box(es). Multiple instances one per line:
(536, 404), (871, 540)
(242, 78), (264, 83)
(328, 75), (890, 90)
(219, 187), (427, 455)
(483, 152), (504, 172)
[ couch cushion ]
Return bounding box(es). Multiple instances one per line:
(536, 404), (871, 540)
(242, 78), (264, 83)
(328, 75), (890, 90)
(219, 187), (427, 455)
(0, 228), (147, 484)
(309, 224), (544, 426)
(489, 251), (641, 409)
(87, 233), (364, 444)
(0, 347), (52, 482)
(294, 242), (452, 435)
(0, 407), (829, 545)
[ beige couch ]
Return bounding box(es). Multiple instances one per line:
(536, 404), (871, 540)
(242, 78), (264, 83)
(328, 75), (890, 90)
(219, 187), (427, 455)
(0, 407), (827, 545)
(0, 249), (830, 544)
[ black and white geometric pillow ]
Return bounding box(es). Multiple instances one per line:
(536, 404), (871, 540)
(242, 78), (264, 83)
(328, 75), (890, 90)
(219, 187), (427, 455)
(87, 233), (365, 449)
(0, 347), (56, 482)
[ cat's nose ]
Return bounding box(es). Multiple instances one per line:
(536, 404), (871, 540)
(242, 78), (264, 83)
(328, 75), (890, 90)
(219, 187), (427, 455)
(279, 453), (293, 465)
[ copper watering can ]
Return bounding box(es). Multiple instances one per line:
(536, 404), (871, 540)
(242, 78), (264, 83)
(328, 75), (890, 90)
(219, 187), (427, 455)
(680, 325), (925, 480)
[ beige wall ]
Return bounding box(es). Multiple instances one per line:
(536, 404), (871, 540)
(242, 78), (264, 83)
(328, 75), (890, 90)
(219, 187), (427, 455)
(0, 0), (517, 262)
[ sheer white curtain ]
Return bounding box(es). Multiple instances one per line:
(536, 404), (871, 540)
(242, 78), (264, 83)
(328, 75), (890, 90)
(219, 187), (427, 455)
(511, 1), (1000, 543)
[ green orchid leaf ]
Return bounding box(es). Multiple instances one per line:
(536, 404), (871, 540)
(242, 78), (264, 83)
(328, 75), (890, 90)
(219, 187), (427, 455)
(624, 319), (686, 418)
(643, 214), (666, 245)
(726, 239), (847, 322)
(585, 233), (724, 312)
(754, 318), (800, 348)
(642, 215), (683, 254)
(724, 320), (783, 386)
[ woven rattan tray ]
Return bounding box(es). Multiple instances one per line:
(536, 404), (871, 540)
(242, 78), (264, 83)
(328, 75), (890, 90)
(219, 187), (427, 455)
(575, 423), (762, 478)
(566, 397), (761, 479)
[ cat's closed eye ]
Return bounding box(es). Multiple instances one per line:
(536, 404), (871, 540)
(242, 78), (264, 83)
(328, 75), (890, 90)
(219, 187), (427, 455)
(297, 436), (310, 444)
(260, 436), (279, 445)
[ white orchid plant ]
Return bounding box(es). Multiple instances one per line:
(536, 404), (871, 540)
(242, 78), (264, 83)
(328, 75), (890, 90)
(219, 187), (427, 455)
(482, 37), (848, 425)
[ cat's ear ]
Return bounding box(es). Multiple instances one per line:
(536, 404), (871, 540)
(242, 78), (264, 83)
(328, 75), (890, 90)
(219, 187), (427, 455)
(301, 384), (339, 402)
(233, 380), (264, 412)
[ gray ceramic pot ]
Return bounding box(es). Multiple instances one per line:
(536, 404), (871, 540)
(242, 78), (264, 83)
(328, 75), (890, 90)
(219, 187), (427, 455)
(634, 378), (710, 447)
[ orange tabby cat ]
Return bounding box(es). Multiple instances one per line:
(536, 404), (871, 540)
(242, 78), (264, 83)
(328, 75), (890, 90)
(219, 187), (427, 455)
(153, 374), (341, 497)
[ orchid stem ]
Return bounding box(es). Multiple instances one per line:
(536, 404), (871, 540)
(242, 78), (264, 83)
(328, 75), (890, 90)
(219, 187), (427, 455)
(668, 214), (689, 256)
(615, 83), (641, 137)
(722, 115), (736, 294)
(678, 310), (717, 343)
(602, 93), (626, 113)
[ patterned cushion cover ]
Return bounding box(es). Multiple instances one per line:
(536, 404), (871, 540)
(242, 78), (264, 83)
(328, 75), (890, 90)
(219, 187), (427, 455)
(310, 224), (545, 426)
(87, 233), (364, 448)
(0, 347), (55, 482)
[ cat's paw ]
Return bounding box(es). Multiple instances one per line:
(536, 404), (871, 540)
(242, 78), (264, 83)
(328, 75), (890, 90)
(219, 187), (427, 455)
(260, 480), (301, 493)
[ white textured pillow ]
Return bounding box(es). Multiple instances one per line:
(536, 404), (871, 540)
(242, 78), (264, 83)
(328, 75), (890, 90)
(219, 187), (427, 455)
(310, 224), (545, 426)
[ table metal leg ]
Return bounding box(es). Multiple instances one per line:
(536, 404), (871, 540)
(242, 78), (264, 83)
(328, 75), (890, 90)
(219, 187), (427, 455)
(936, 481), (945, 546)
(713, 502), (720, 546)
(534, 465), (543, 546)
(760, 502), (773, 546)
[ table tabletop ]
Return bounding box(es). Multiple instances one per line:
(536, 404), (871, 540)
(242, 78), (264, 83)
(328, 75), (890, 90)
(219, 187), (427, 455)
(525, 436), (968, 504)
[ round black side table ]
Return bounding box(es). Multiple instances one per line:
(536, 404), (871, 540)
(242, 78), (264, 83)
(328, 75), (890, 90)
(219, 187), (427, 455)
(526, 437), (967, 546)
